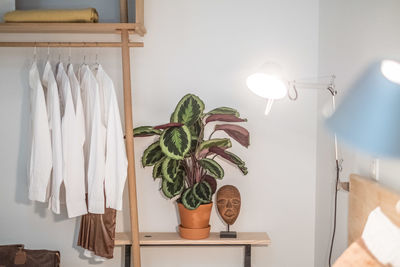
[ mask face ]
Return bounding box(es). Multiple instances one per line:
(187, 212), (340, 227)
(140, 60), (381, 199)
(216, 185), (241, 225)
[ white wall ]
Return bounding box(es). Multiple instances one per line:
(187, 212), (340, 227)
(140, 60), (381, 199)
(316, 0), (400, 266)
(0, 0), (319, 266)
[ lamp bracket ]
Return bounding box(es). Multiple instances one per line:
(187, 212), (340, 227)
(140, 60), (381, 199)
(288, 74), (337, 100)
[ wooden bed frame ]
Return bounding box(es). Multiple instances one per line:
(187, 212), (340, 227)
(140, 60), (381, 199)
(349, 174), (400, 244)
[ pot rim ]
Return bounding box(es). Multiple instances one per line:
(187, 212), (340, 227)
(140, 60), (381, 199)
(177, 202), (213, 207)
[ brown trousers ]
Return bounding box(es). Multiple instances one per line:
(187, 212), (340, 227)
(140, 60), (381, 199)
(77, 205), (116, 259)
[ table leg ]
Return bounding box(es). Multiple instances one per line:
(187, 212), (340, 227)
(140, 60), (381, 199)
(244, 245), (251, 267)
(125, 245), (132, 267)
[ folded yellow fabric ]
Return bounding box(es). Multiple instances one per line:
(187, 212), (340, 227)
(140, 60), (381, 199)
(4, 8), (99, 23)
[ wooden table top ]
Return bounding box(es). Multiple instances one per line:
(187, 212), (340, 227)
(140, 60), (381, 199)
(115, 232), (271, 246)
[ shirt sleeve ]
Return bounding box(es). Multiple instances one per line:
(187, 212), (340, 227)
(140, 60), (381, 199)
(87, 75), (106, 214)
(104, 88), (128, 211)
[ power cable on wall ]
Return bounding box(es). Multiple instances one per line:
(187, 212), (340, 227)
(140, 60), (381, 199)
(328, 160), (341, 267)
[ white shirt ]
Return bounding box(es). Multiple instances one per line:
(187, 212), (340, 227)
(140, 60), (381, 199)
(42, 61), (62, 211)
(28, 62), (53, 202)
(56, 63), (87, 218)
(80, 65), (106, 214)
(96, 65), (127, 211)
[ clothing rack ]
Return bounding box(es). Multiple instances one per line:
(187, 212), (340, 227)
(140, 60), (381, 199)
(0, 42), (143, 47)
(0, 0), (144, 266)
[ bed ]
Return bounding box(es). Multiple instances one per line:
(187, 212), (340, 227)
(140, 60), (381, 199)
(334, 174), (400, 267)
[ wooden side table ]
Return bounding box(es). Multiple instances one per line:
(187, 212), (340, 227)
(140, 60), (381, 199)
(115, 232), (271, 267)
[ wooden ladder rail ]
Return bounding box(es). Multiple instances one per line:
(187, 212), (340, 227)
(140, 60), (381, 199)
(121, 29), (141, 267)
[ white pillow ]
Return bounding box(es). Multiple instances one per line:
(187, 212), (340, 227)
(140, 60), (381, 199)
(362, 207), (400, 267)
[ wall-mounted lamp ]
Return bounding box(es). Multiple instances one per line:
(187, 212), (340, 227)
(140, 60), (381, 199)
(246, 62), (337, 115)
(246, 72), (288, 115)
(246, 63), (288, 115)
(326, 59), (400, 158)
(246, 62), (342, 267)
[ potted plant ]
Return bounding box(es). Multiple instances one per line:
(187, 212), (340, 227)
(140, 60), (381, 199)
(134, 94), (249, 239)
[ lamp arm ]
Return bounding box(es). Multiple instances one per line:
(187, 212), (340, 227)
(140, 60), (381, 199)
(288, 76), (346, 189)
(288, 74), (337, 96)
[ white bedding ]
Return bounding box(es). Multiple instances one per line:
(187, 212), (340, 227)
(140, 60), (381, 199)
(362, 207), (400, 267)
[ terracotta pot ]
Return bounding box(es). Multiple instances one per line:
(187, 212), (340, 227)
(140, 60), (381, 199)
(178, 202), (212, 239)
(179, 225), (211, 240)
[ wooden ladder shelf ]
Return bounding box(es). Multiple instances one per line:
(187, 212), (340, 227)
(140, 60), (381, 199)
(0, 0), (145, 266)
(115, 232), (271, 267)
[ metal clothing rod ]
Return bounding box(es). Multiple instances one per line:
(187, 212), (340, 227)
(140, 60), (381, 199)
(0, 42), (144, 47)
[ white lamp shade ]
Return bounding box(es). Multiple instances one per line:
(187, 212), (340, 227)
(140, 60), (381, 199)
(246, 73), (288, 99)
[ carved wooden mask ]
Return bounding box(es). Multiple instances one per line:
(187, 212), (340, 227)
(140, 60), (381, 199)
(216, 185), (241, 225)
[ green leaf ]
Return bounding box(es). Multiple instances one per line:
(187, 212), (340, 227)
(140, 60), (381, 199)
(154, 122), (183, 129)
(162, 171), (184, 198)
(160, 126), (192, 160)
(208, 147), (248, 175)
(198, 158), (224, 179)
(225, 151), (248, 175)
(188, 119), (203, 139)
(207, 107), (240, 117)
(152, 158), (165, 179)
(142, 141), (164, 167)
(197, 138), (232, 155)
(161, 157), (181, 183)
(182, 188), (202, 210)
(171, 94), (205, 126)
(133, 126), (162, 137)
(203, 175), (217, 193)
(193, 181), (212, 203)
(224, 150), (245, 166)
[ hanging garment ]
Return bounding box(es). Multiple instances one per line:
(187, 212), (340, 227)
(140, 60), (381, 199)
(78, 65), (126, 260)
(42, 61), (63, 211)
(55, 63), (87, 218)
(77, 195), (116, 259)
(28, 62), (52, 202)
(80, 65), (106, 214)
(78, 64), (94, 192)
(96, 65), (127, 211)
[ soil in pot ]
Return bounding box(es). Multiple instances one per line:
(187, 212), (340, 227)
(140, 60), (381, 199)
(178, 202), (212, 240)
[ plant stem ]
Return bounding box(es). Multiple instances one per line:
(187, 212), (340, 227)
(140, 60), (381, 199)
(208, 130), (216, 140)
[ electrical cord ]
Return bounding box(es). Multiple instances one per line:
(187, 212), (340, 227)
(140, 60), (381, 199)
(328, 159), (340, 267)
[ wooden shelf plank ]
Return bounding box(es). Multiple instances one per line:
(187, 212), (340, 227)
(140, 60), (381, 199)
(115, 232), (271, 246)
(0, 23), (139, 34)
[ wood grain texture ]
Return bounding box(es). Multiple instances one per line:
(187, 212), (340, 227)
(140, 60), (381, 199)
(349, 174), (400, 244)
(0, 23), (138, 33)
(135, 0), (144, 25)
(115, 232), (271, 246)
(333, 239), (385, 267)
(121, 29), (141, 267)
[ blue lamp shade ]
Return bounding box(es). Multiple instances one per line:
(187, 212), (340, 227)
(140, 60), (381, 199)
(326, 60), (400, 158)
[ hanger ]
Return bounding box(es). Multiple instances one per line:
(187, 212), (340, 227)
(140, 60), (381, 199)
(78, 43), (88, 82)
(33, 42), (37, 63)
(68, 43), (72, 65)
(91, 42), (100, 71)
(58, 44), (61, 63)
(46, 44), (50, 62)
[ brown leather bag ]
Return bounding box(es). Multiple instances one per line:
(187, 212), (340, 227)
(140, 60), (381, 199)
(0, 244), (60, 267)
